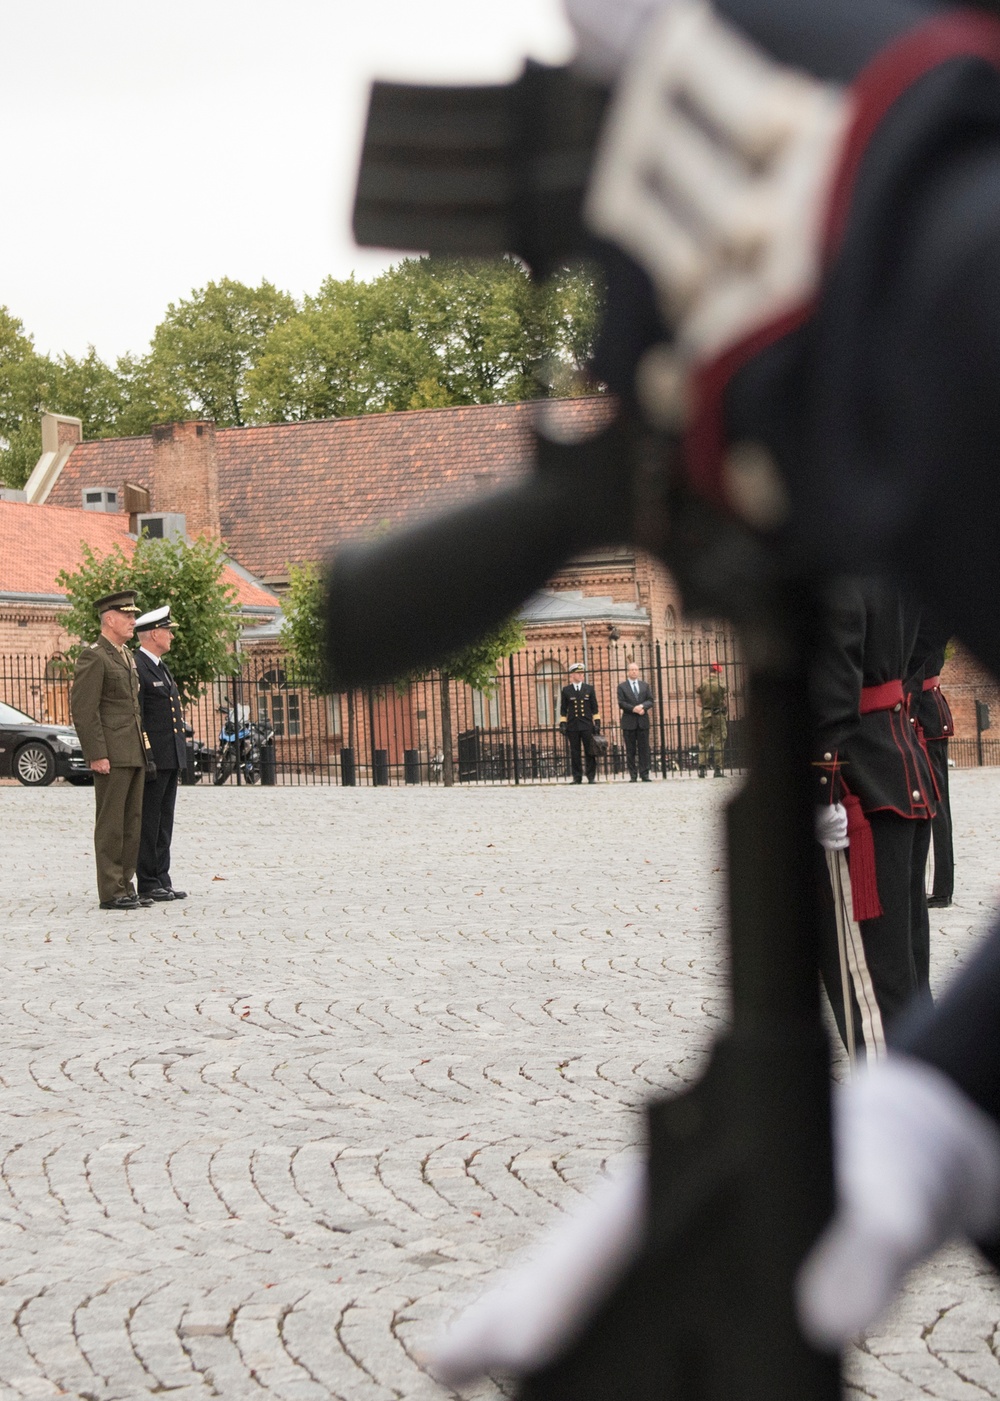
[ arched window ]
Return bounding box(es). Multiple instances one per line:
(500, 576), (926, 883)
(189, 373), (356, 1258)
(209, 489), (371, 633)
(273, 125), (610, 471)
(665, 606), (677, 630)
(535, 660), (562, 726)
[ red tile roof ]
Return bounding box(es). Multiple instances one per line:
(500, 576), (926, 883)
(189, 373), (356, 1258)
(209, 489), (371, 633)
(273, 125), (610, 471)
(45, 398), (616, 581)
(0, 499), (278, 612)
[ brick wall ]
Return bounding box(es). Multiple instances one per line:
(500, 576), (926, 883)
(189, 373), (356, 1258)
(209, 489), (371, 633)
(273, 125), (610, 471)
(149, 421), (221, 538)
(0, 609), (73, 659)
(940, 643), (1000, 741)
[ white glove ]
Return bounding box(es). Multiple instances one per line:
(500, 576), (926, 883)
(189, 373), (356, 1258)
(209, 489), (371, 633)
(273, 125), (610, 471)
(797, 1056), (1000, 1351)
(563, 0), (671, 78)
(815, 802), (849, 851)
(432, 1157), (646, 1385)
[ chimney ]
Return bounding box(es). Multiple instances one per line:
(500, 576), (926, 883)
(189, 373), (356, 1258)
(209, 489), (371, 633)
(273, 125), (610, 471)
(24, 411), (83, 503)
(150, 421), (221, 539)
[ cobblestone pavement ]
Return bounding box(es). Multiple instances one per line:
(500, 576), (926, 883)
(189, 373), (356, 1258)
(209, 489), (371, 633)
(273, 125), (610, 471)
(0, 771), (998, 1399)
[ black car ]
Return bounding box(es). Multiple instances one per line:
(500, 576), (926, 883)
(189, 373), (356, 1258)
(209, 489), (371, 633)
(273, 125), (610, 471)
(0, 700), (92, 786)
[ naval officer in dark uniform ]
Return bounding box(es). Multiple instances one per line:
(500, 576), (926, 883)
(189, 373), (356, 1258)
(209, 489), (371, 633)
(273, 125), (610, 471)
(560, 663), (602, 784)
(135, 606), (189, 901)
(71, 590), (152, 910)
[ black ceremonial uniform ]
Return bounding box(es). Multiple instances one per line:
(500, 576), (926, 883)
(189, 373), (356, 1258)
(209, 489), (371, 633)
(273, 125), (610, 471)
(136, 648), (187, 896)
(914, 643), (955, 905)
(560, 681), (601, 784)
(814, 579), (936, 1051)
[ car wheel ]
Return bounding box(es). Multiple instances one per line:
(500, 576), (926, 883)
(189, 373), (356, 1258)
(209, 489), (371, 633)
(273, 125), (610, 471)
(14, 742), (56, 786)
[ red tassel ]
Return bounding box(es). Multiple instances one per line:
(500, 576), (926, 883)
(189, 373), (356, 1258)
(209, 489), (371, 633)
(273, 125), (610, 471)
(843, 792), (883, 922)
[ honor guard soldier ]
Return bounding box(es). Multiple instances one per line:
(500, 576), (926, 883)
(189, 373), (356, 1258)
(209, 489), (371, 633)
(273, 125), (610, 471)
(813, 580), (936, 1055)
(135, 606), (189, 901)
(560, 663), (602, 784)
(912, 638), (955, 908)
(695, 663), (728, 777)
(70, 590), (153, 910)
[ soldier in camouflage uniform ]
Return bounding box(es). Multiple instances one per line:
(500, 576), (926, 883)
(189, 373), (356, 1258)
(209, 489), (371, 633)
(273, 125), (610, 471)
(696, 663), (728, 778)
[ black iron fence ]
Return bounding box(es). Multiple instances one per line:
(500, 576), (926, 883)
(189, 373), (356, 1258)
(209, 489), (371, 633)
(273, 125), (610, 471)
(5, 645), (998, 786)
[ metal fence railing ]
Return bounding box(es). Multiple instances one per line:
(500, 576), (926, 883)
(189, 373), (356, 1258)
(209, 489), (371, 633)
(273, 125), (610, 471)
(5, 645), (997, 787)
(2, 639), (746, 786)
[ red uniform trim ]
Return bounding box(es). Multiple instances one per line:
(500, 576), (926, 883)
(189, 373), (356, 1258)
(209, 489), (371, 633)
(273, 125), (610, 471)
(859, 679), (904, 714)
(685, 9), (1000, 505)
(922, 674), (942, 691)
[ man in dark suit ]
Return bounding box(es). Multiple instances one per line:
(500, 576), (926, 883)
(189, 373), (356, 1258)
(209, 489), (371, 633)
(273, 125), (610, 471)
(135, 606), (189, 902)
(71, 590), (151, 910)
(617, 661), (654, 782)
(559, 662), (601, 784)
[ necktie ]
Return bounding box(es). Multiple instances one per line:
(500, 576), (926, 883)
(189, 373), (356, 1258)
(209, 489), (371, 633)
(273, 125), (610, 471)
(632, 680), (639, 696)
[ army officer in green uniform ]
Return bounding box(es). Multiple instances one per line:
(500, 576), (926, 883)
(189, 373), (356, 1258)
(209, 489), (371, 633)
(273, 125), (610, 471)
(71, 591), (153, 910)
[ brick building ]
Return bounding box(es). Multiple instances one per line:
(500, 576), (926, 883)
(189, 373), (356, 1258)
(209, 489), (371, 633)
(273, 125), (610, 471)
(16, 402), (995, 770)
(0, 494), (280, 725)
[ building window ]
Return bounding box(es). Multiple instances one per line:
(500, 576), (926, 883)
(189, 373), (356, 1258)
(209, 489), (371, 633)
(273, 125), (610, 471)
(471, 687), (500, 728)
(665, 606), (677, 630)
(261, 692), (301, 738)
(535, 660), (562, 726)
(326, 693), (342, 736)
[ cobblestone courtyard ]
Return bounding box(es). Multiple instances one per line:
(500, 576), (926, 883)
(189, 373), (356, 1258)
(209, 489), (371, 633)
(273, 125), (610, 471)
(0, 772), (999, 1399)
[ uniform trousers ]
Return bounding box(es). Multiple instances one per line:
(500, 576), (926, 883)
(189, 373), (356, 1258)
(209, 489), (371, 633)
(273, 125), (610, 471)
(92, 766), (145, 903)
(138, 766), (179, 893)
(566, 730), (597, 783)
(623, 726), (651, 779)
(927, 742), (954, 901)
(698, 714), (727, 769)
(817, 811), (932, 1056)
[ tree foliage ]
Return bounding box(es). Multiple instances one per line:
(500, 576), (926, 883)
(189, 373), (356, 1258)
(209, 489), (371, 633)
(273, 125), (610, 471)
(434, 616), (526, 689)
(56, 534), (242, 704)
(279, 562), (329, 692)
(0, 257), (602, 487)
(280, 557), (525, 697)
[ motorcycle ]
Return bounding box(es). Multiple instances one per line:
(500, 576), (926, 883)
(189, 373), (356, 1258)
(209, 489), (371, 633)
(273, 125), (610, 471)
(213, 705), (274, 785)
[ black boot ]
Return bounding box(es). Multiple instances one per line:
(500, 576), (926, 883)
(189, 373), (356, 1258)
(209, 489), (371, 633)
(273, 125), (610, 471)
(698, 765), (706, 778)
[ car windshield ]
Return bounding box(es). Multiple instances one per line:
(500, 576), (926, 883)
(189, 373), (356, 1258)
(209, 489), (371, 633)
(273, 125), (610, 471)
(0, 701), (40, 725)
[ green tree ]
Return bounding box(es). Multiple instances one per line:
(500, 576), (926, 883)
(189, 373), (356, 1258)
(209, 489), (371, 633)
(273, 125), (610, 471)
(246, 257), (603, 423)
(57, 534), (242, 704)
(0, 307), (55, 488)
(150, 278), (296, 427)
(279, 561), (329, 691)
(246, 278), (373, 423)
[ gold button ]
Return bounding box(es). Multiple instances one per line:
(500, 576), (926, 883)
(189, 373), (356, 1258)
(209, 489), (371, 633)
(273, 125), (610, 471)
(823, 752), (832, 761)
(912, 789), (920, 800)
(894, 702), (902, 712)
(819, 776), (828, 786)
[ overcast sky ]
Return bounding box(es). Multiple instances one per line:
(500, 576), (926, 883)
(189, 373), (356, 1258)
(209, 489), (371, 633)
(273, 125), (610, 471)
(0, 0), (573, 363)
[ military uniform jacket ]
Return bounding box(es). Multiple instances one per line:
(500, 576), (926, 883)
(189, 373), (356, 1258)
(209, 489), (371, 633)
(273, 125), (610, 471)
(71, 635), (146, 768)
(617, 679), (655, 730)
(136, 650), (187, 770)
(696, 675), (728, 715)
(560, 683), (600, 732)
(814, 579), (935, 819)
(913, 644), (954, 744)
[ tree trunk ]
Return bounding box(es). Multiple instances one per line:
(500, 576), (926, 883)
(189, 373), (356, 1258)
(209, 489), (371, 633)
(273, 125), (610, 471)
(441, 675), (454, 787)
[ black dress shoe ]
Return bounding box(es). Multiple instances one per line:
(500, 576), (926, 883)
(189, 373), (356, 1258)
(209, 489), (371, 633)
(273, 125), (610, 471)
(167, 889), (187, 899)
(137, 895), (155, 907)
(641, 775), (651, 781)
(926, 895), (953, 908)
(146, 888), (175, 902)
(100, 896), (139, 910)
(629, 775), (638, 782)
